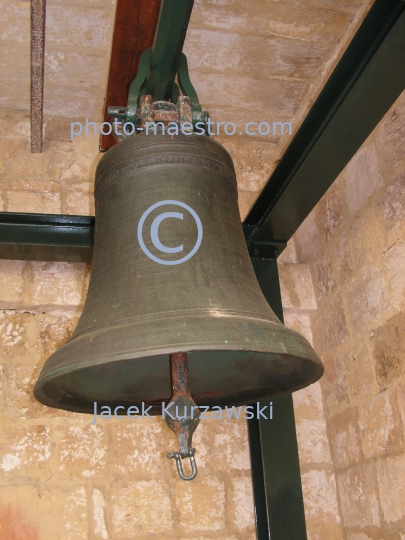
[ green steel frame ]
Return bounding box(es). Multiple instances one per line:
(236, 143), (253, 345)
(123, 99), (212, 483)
(146, 0), (194, 102)
(245, 0), (405, 244)
(246, 2), (405, 537)
(0, 212), (94, 262)
(251, 259), (307, 539)
(1, 0), (405, 538)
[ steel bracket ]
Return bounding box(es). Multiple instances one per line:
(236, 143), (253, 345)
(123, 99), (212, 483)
(108, 49), (209, 134)
(177, 53), (206, 125)
(248, 240), (287, 260)
(107, 0), (209, 134)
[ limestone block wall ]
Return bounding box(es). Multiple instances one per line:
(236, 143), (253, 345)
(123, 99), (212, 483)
(2, 0), (115, 119)
(278, 246), (343, 540)
(184, 0), (375, 218)
(291, 90), (405, 539)
(2, 0), (375, 217)
(0, 113), (101, 215)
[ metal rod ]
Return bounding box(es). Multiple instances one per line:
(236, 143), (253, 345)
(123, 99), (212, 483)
(165, 352), (200, 480)
(170, 352), (190, 395)
(31, 0), (46, 153)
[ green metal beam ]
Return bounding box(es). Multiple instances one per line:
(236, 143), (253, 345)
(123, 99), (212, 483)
(245, 0), (405, 244)
(107, 0), (206, 129)
(0, 212), (94, 262)
(146, 0), (195, 101)
(0, 212), (264, 263)
(251, 258), (307, 540)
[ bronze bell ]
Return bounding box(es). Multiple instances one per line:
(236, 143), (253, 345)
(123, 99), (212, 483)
(34, 132), (323, 479)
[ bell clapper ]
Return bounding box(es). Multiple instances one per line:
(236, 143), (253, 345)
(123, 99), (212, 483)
(165, 352), (200, 481)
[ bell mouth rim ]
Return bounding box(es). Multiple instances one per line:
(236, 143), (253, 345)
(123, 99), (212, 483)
(35, 308), (322, 385)
(34, 347), (323, 416)
(34, 306), (323, 416)
(35, 341), (323, 385)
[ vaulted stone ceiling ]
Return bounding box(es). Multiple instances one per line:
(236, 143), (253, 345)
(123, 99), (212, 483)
(0, 0), (375, 217)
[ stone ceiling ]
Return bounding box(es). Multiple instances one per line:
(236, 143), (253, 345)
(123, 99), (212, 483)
(0, 0), (375, 217)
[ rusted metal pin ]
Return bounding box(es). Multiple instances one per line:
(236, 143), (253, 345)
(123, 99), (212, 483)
(171, 351), (190, 396)
(165, 352), (200, 481)
(31, 0), (46, 153)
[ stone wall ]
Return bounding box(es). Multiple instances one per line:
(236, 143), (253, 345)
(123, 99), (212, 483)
(2, 0), (375, 218)
(290, 90), (405, 539)
(184, 0), (375, 219)
(278, 246), (343, 540)
(2, 0), (115, 119)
